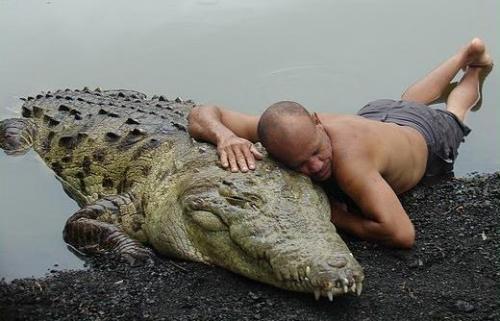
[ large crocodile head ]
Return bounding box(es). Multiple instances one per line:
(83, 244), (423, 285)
(146, 145), (364, 299)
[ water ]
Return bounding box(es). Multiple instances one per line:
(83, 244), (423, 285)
(0, 0), (498, 281)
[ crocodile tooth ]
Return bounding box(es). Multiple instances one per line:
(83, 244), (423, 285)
(351, 283), (356, 293)
(305, 266), (310, 277)
(304, 277), (310, 282)
(327, 290), (333, 301)
(343, 285), (348, 293)
(356, 282), (363, 296)
(314, 289), (320, 301)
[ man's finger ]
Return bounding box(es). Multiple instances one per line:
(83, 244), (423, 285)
(226, 149), (238, 172)
(250, 145), (264, 160)
(219, 150), (229, 168)
(234, 147), (249, 172)
(242, 147), (256, 170)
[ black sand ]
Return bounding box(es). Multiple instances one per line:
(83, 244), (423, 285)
(1, 173), (498, 321)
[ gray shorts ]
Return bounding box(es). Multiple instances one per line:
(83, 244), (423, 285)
(357, 99), (471, 176)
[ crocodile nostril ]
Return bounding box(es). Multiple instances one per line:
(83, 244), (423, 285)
(328, 256), (347, 268)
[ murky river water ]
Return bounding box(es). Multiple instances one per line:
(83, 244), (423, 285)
(0, 0), (498, 281)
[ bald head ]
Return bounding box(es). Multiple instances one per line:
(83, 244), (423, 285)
(257, 101), (315, 159)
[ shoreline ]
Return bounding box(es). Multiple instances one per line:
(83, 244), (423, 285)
(1, 173), (498, 321)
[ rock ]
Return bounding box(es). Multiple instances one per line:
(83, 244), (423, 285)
(455, 300), (475, 312)
(408, 258), (423, 268)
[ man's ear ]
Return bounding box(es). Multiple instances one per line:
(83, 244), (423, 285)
(312, 112), (323, 126)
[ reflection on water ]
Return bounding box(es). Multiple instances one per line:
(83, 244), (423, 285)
(0, 0), (498, 281)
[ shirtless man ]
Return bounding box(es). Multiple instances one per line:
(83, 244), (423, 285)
(187, 38), (493, 248)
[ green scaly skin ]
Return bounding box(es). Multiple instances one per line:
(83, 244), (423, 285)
(0, 88), (364, 300)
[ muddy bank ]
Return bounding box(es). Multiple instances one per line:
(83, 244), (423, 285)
(1, 173), (498, 321)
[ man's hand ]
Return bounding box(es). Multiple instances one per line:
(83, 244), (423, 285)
(217, 135), (263, 172)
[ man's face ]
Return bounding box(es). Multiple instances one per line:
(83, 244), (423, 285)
(269, 114), (333, 182)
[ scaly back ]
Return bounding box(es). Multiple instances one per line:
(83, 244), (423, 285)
(17, 88), (195, 205)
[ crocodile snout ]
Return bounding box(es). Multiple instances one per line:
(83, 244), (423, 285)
(270, 252), (364, 300)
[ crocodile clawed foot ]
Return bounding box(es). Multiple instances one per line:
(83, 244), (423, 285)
(120, 247), (156, 267)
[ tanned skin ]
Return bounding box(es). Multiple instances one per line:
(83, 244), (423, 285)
(188, 38), (492, 248)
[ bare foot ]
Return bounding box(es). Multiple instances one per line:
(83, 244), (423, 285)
(463, 38), (493, 67)
(469, 62), (493, 112)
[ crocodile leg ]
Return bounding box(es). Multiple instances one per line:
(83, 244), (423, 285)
(63, 193), (154, 266)
(0, 118), (37, 155)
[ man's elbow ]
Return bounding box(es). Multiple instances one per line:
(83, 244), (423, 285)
(187, 106), (200, 136)
(187, 105), (210, 138)
(363, 218), (415, 248)
(389, 224), (415, 249)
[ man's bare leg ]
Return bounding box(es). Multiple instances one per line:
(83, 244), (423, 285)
(401, 38), (491, 105)
(446, 66), (488, 122)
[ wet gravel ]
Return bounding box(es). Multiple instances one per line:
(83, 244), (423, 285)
(1, 173), (498, 321)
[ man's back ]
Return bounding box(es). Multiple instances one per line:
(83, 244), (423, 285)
(318, 113), (428, 194)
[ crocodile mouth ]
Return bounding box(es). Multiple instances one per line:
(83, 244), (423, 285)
(248, 246), (364, 300)
(271, 257), (363, 300)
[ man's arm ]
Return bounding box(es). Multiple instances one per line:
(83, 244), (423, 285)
(187, 104), (262, 172)
(332, 162), (415, 248)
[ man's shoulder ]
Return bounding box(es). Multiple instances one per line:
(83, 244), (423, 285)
(316, 113), (359, 123)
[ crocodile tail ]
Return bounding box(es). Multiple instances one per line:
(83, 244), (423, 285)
(0, 118), (38, 155)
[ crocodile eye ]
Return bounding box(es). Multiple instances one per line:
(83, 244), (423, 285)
(224, 194), (263, 209)
(190, 210), (228, 232)
(225, 196), (248, 208)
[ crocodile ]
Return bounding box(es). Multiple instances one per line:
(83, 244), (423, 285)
(0, 88), (364, 300)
